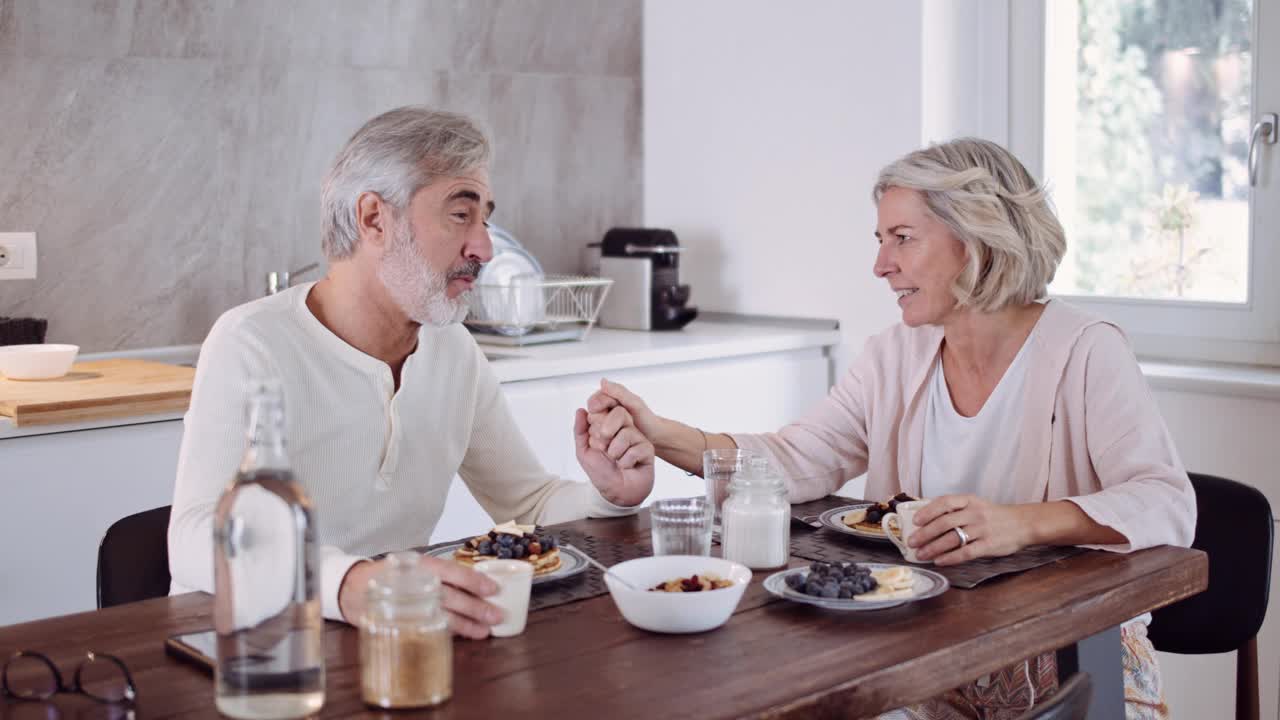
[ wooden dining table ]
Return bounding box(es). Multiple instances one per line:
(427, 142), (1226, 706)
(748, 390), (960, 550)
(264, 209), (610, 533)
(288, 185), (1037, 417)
(0, 510), (1207, 719)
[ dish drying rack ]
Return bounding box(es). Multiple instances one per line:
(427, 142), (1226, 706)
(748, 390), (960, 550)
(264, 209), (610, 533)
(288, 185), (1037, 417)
(465, 275), (613, 345)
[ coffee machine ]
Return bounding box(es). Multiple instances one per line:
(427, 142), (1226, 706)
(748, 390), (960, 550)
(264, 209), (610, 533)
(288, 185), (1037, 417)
(597, 228), (698, 331)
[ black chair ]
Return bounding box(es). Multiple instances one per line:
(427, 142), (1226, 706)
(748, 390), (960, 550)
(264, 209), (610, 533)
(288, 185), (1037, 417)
(96, 505), (173, 609)
(1014, 672), (1092, 720)
(1147, 472), (1273, 720)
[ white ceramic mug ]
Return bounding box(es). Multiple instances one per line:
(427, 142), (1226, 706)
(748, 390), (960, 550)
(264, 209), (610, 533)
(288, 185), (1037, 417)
(881, 500), (932, 564)
(475, 560), (534, 637)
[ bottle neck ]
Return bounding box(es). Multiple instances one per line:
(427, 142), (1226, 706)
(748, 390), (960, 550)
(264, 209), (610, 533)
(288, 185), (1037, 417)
(240, 392), (290, 474)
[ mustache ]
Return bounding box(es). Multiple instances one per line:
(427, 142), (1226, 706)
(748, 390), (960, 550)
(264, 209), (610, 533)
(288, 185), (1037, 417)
(447, 260), (483, 281)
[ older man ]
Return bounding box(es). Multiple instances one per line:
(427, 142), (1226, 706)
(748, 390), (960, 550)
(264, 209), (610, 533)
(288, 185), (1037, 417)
(168, 107), (654, 637)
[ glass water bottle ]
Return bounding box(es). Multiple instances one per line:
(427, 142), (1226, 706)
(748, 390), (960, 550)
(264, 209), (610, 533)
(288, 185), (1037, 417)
(213, 379), (324, 719)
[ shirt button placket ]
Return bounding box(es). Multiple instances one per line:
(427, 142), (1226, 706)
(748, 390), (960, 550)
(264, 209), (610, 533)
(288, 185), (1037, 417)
(376, 371), (396, 491)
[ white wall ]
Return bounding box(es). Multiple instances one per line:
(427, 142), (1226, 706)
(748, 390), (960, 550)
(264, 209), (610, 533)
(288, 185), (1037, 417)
(920, 0), (1010, 145)
(1150, 387), (1280, 720)
(643, 0), (919, 368)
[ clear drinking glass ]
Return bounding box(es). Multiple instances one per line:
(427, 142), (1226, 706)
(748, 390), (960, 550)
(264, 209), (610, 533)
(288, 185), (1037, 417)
(650, 497), (713, 556)
(702, 449), (753, 530)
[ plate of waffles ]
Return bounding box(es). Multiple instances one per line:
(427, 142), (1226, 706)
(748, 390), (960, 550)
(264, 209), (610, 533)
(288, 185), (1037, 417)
(818, 493), (920, 544)
(426, 520), (589, 585)
(763, 561), (949, 611)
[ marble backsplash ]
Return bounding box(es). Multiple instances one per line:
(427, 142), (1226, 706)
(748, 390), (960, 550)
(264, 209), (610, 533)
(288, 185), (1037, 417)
(0, 0), (642, 351)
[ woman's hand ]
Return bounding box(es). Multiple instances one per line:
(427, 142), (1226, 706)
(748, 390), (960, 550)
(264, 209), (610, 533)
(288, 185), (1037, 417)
(586, 380), (664, 444)
(908, 495), (1034, 565)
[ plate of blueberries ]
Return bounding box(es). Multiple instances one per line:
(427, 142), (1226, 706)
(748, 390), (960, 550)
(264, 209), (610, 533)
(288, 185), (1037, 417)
(763, 561), (949, 611)
(424, 536), (591, 586)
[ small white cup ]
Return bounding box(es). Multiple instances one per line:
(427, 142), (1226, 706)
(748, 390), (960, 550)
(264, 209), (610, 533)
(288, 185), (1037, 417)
(881, 500), (932, 564)
(475, 560), (534, 637)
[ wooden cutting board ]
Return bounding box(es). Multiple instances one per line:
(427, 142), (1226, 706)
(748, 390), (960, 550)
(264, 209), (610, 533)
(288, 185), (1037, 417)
(0, 358), (195, 427)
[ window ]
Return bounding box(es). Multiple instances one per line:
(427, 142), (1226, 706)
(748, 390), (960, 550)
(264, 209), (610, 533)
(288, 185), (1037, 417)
(1010, 0), (1280, 365)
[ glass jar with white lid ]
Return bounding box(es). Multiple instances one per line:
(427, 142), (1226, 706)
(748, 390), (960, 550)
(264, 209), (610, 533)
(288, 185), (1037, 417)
(721, 457), (790, 569)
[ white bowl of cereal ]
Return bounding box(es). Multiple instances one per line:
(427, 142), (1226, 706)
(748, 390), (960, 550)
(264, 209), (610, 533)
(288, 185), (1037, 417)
(604, 555), (751, 634)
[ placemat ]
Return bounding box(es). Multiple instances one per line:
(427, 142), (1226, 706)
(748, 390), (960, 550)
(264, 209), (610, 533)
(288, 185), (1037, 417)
(789, 496), (1088, 589)
(419, 529), (652, 612)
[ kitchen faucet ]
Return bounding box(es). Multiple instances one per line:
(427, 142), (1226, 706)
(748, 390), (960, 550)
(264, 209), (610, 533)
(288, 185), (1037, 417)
(266, 262), (320, 296)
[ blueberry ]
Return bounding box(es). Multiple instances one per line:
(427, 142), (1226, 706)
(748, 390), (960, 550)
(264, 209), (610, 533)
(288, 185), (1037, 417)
(838, 587), (853, 599)
(512, 544), (526, 559)
(543, 535), (557, 549)
(496, 547), (513, 559)
(804, 580), (823, 596)
(821, 582), (840, 599)
(809, 561), (828, 574)
(867, 508), (883, 523)
(497, 534), (514, 547)
(865, 577), (878, 592)
(478, 540), (493, 555)
(785, 573), (805, 590)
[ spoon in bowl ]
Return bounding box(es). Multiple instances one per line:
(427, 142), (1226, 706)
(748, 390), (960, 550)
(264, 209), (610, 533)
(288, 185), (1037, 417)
(579, 553), (642, 592)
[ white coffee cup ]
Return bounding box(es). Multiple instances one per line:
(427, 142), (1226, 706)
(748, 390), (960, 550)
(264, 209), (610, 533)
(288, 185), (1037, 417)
(476, 560), (534, 637)
(881, 500), (932, 564)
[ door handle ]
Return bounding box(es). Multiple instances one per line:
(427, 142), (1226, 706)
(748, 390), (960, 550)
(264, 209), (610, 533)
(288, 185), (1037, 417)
(1248, 112), (1277, 187)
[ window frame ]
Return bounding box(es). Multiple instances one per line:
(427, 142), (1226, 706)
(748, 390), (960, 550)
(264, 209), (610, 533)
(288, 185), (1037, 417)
(1008, 0), (1280, 366)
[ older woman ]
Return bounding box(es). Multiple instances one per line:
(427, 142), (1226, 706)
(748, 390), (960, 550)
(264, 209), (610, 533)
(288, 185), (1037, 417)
(585, 138), (1195, 719)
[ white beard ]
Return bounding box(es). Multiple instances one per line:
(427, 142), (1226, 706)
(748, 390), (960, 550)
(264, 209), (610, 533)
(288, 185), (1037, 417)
(377, 222), (471, 327)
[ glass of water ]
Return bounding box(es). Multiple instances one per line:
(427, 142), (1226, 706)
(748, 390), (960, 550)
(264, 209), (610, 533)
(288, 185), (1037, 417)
(650, 497), (713, 556)
(703, 449), (753, 530)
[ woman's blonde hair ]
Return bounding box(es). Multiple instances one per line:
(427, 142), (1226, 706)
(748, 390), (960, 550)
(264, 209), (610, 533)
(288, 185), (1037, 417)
(873, 138), (1066, 312)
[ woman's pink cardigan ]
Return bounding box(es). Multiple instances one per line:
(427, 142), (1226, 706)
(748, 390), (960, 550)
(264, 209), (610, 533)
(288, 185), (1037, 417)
(732, 300), (1196, 551)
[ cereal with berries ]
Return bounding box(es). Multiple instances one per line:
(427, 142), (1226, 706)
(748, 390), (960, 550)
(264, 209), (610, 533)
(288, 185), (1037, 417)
(649, 574), (735, 592)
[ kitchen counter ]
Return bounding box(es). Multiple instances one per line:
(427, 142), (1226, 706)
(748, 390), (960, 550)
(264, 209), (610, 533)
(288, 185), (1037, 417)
(0, 314), (841, 441)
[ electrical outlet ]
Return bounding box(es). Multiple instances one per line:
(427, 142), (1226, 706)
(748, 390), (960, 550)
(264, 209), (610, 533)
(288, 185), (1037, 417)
(0, 232), (37, 280)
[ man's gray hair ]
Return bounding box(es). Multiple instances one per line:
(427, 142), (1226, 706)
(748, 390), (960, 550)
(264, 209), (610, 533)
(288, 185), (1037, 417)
(321, 106), (492, 260)
(873, 138), (1066, 313)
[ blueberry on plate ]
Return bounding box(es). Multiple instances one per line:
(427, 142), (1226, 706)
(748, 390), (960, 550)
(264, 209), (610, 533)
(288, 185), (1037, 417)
(785, 573), (805, 590)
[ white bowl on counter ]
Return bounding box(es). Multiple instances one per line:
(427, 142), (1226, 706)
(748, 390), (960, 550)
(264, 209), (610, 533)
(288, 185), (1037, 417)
(604, 555), (752, 634)
(0, 344), (80, 380)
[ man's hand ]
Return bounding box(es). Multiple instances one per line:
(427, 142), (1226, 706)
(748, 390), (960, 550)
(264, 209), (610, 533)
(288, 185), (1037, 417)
(574, 399), (654, 508)
(338, 555), (503, 638)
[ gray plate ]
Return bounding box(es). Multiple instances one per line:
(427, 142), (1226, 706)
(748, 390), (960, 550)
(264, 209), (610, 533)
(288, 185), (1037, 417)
(424, 541), (589, 585)
(763, 563), (949, 611)
(818, 504), (896, 544)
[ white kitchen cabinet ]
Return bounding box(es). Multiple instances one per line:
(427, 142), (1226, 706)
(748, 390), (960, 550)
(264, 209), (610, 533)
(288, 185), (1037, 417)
(0, 421), (182, 626)
(429, 346), (831, 543)
(1, 343), (833, 627)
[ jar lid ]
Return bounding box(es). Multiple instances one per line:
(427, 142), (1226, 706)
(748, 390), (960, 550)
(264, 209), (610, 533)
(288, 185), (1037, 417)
(728, 457), (786, 493)
(366, 551), (442, 603)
